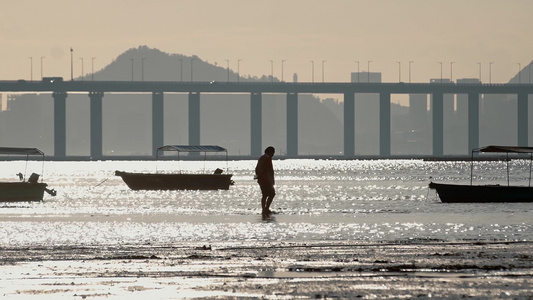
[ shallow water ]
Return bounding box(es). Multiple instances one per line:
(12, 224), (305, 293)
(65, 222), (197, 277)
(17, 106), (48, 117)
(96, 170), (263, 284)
(1, 159), (532, 247)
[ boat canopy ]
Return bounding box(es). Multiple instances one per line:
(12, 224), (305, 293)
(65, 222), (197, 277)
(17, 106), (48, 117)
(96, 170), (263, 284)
(157, 145), (227, 153)
(0, 147), (44, 156)
(470, 145), (533, 186)
(475, 145), (533, 154)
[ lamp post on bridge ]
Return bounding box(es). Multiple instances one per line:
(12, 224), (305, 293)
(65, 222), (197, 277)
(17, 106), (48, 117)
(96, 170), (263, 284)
(517, 63), (521, 84)
(489, 62), (494, 84)
(477, 62), (482, 82)
(321, 60), (326, 83)
(70, 48), (73, 81)
(80, 58), (84, 81)
(450, 61), (455, 82)
(179, 58), (183, 82)
(92, 57), (96, 81)
(281, 59), (286, 82)
(438, 62), (443, 83)
(225, 59), (230, 82)
(355, 61), (359, 83)
(237, 59), (242, 83)
(191, 58), (195, 82)
(28, 57), (33, 81)
(141, 57), (146, 81)
(309, 60), (314, 83)
(40, 56), (45, 80)
(367, 61), (371, 83)
(409, 61), (413, 83)
(269, 60), (273, 83)
(129, 58), (134, 81)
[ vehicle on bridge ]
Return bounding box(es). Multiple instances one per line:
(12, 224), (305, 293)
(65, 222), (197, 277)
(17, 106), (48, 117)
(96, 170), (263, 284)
(42, 77), (63, 83)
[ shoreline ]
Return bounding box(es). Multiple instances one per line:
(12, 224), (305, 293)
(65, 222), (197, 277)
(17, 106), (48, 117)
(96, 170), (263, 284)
(2, 240), (532, 298)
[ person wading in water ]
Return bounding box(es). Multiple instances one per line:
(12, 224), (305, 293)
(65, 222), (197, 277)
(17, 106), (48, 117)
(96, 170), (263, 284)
(255, 146), (276, 216)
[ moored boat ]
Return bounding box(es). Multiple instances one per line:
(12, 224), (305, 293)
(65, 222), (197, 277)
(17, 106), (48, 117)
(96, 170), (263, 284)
(115, 145), (234, 190)
(0, 147), (56, 202)
(429, 145), (533, 203)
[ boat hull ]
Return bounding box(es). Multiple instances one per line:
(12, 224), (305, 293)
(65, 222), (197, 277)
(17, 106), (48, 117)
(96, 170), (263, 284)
(429, 182), (533, 203)
(0, 182), (48, 202)
(115, 171), (233, 190)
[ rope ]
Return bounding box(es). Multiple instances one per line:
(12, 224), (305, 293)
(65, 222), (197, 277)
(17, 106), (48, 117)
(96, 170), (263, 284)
(93, 177), (109, 188)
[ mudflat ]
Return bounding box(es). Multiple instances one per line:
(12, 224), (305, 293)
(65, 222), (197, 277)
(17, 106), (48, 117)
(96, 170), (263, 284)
(2, 241), (533, 298)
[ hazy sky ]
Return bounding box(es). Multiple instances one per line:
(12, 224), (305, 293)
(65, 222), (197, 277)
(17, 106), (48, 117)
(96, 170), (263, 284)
(2, 0), (532, 85)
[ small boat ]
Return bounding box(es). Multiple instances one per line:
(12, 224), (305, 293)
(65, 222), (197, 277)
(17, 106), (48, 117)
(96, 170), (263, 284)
(115, 145), (234, 190)
(0, 147), (56, 202)
(429, 145), (533, 203)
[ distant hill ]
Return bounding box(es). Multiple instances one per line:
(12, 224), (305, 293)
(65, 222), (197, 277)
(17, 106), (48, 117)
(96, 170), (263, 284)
(0, 46), (345, 156)
(92, 46), (273, 83)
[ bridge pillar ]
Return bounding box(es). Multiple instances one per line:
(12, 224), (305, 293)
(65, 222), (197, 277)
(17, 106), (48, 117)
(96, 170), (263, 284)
(188, 92), (200, 147)
(89, 92), (103, 159)
(468, 93), (480, 151)
(432, 92), (444, 156)
(250, 92), (262, 157)
(152, 92), (164, 156)
(286, 93), (298, 157)
(379, 92), (391, 156)
(53, 91), (67, 158)
(517, 93), (528, 147)
(343, 92), (355, 156)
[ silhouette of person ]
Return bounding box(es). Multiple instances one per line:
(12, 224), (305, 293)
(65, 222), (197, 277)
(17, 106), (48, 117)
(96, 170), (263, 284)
(255, 146), (276, 215)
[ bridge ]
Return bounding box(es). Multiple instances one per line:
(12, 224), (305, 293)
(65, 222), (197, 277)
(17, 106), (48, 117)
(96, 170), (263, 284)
(1, 79), (532, 159)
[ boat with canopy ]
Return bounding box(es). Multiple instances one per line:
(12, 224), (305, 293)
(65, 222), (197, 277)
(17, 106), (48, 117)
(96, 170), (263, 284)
(429, 145), (533, 203)
(115, 145), (234, 190)
(0, 147), (56, 202)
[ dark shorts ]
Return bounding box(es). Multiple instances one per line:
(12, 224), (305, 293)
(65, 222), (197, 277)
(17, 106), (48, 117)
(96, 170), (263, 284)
(259, 182), (276, 197)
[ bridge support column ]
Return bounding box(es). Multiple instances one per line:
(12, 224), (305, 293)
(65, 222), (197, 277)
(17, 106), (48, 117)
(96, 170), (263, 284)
(518, 93), (528, 147)
(286, 93), (298, 157)
(89, 92), (103, 159)
(152, 92), (164, 156)
(379, 92), (391, 156)
(432, 92), (444, 156)
(468, 93), (480, 151)
(53, 91), (67, 158)
(250, 92), (262, 157)
(343, 92), (355, 157)
(188, 92), (200, 147)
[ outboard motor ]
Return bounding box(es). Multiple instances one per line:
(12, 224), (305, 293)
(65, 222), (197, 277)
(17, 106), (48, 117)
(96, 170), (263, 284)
(28, 173), (40, 183)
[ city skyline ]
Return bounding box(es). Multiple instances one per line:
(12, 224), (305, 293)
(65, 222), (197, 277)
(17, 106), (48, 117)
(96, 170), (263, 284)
(1, 0), (532, 86)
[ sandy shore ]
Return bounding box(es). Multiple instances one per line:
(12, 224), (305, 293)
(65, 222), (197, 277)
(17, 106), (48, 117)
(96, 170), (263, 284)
(2, 241), (533, 299)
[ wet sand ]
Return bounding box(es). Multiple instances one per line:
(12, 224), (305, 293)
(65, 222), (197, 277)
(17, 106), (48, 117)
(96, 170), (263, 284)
(2, 241), (533, 299)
